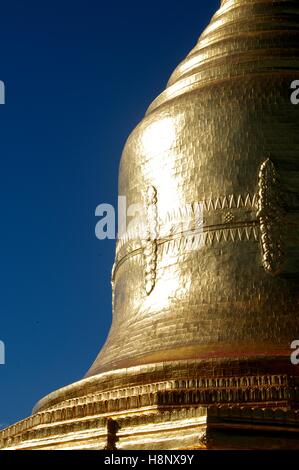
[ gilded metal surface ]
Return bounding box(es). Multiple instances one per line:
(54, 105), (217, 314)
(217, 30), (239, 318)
(2, 0), (299, 450)
(142, 186), (158, 295)
(4, 403), (299, 450)
(88, 0), (299, 376)
(2, 360), (299, 449)
(257, 159), (285, 275)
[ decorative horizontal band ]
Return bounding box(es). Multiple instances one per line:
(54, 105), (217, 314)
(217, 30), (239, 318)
(112, 222), (259, 281)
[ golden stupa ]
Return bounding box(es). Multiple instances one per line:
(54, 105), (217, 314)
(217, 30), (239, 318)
(2, 0), (299, 450)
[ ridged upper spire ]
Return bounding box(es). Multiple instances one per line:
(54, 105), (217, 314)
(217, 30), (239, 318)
(148, 0), (299, 113)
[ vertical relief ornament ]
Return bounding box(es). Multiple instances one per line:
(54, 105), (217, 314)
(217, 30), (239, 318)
(142, 186), (158, 295)
(257, 159), (285, 276)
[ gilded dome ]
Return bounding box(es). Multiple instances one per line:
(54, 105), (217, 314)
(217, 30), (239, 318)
(87, 0), (299, 377)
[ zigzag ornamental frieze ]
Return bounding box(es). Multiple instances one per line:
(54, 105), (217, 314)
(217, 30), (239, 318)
(257, 159), (285, 276)
(142, 186), (158, 295)
(113, 192), (260, 276)
(160, 225), (259, 258)
(202, 193), (258, 212)
(116, 193), (258, 255)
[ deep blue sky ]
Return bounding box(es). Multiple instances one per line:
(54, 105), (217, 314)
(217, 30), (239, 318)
(0, 0), (220, 428)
